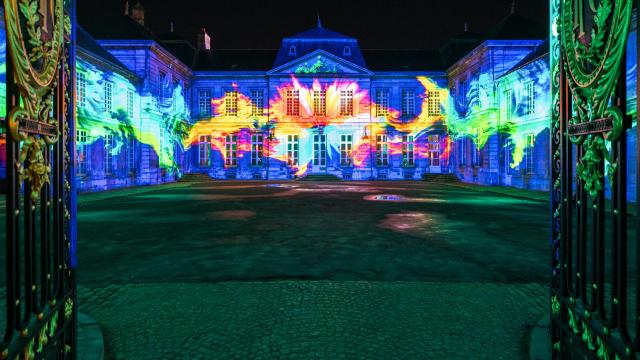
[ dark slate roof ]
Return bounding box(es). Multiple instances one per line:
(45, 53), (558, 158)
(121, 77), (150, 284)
(80, 14), (161, 43)
(363, 50), (445, 72)
(500, 39), (549, 78)
(484, 12), (546, 40)
(195, 49), (278, 71)
(273, 23), (366, 69)
(288, 25), (353, 40)
(77, 26), (133, 75)
(156, 32), (197, 68)
(439, 30), (482, 68)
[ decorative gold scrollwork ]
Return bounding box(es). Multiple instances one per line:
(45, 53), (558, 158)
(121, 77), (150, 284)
(561, 0), (632, 198)
(3, 0), (67, 201)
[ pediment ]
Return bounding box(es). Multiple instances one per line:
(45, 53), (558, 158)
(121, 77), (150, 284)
(267, 49), (372, 76)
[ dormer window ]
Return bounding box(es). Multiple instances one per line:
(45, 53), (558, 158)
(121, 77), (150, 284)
(288, 45), (297, 56)
(343, 46), (351, 57)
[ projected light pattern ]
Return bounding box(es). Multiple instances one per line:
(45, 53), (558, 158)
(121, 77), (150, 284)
(185, 75), (449, 179)
(76, 59), (189, 173)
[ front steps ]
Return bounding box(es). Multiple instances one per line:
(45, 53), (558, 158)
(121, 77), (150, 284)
(297, 174), (342, 182)
(421, 174), (460, 183)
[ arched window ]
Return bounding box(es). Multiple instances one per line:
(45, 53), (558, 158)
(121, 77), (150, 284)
(343, 46), (351, 57)
(288, 45), (297, 56)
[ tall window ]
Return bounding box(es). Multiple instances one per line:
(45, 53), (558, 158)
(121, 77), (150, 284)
(340, 90), (353, 116)
(340, 134), (353, 166)
(525, 133), (535, 174)
(376, 134), (389, 166)
(198, 135), (210, 167)
(472, 129), (480, 166)
(77, 129), (87, 175)
(313, 134), (326, 166)
(104, 81), (113, 114)
(504, 138), (514, 175)
(458, 138), (466, 166)
(525, 82), (535, 115)
(402, 135), (414, 166)
(375, 89), (389, 117)
(104, 133), (114, 174)
(198, 89), (212, 117)
(225, 89), (238, 116)
(287, 135), (299, 166)
(251, 89), (264, 116)
(127, 136), (136, 173)
(313, 89), (326, 116)
(225, 134), (238, 166)
(428, 135), (440, 167)
(251, 134), (264, 166)
(504, 89), (513, 121)
(127, 89), (134, 118)
(401, 89), (415, 118)
(158, 71), (167, 101)
(286, 89), (300, 116)
(77, 72), (86, 107)
(428, 90), (441, 116)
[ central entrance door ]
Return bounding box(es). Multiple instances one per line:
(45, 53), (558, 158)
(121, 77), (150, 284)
(312, 133), (327, 174)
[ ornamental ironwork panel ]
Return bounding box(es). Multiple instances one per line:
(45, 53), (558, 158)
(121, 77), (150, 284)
(1, 0), (77, 359)
(551, 0), (638, 358)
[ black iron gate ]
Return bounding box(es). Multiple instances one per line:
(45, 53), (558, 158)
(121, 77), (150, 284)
(1, 0), (77, 359)
(551, 0), (640, 358)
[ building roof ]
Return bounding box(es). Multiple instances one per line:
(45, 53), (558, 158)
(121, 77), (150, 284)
(156, 31), (198, 69)
(195, 49), (278, 71)
(499, 39), (549, 78)
(439, 30), (483, 68)
(80, 14), (161, 43)
(363, 49), (445, 72)
(77, 26), (135, 78)
(484, 12), (546, 41)
(273, 21), (366, 69)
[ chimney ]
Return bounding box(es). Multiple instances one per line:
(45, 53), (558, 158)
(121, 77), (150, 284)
(131, 1), (145, 26)
(511, 0), (516, 14)
(197, 28), (211, 51)
(124, 0), (129, 16)
(464, 22), (468, 32)
(170, 21), (174, 33)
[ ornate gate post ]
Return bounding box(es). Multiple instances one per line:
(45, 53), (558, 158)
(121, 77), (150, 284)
(551, 0), (636, 358)
(1, 0), (77, 358)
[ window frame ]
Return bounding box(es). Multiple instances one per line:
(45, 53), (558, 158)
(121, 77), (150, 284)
(401, 89), (416, 119)
(224, 88), (239, 116)
(251, 133), (265, 166)
(340, 134), (353, 166)
(286, 89), (300, 116)
(251, 89), (265, 116)
(104, 133), (115, 175)
(198, 88), (212, 117)
(225, 134), (238, 167)
(77, 129), (88, 175)
(313, 134), (327, 166)
(402, 135), (415, 166)
(287, 134), (299, 166)
(104, 81), (113, 115)
(198, 135), (211, 167)
(375, 134), (389, 167)
(375, 89), (390, 117)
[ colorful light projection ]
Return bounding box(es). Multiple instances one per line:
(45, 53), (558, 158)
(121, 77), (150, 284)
(184, 75), (450, 177)
(76, 60), (189, 172)
(448, 57), (551, 169)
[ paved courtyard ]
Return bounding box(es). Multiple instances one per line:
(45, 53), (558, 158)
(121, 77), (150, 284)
(76, 178), (550, 359)
(3, 178), (552, 359)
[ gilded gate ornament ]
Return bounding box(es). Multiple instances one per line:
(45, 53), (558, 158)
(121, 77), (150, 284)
(560, 0), (632, 197)
(3, 0), (68, 201)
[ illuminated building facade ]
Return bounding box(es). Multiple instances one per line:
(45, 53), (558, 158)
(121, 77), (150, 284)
(187, 19), (449, 180)
(0, 3), (636, 194)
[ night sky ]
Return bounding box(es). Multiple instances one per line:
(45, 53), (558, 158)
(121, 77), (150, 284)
(79, 0), (549, 50)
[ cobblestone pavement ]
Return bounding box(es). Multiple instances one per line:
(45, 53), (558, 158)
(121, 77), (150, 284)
(78, 281), (547, 360)
(1, 179), (552, 358)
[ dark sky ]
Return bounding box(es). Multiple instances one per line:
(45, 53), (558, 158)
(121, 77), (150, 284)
(79, 0), (549, 50)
